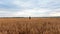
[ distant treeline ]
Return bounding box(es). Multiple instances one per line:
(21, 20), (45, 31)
(0, 16), (60, 18)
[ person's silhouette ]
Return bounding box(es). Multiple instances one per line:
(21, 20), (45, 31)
(29, 16), (31, 19)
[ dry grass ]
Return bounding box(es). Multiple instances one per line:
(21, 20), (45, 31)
(0, 18), (60, 34)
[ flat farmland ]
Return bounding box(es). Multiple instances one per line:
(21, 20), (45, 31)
(0, 17), (60, 34)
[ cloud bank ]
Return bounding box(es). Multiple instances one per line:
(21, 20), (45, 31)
(0, 0), (60, 17)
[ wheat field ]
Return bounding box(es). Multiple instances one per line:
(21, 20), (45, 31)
(0, 17), (60, 34)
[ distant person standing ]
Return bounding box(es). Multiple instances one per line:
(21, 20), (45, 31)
(29, 16), (31, 19)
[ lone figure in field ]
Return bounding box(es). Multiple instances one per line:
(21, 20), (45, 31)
(29, 16), (31, 19)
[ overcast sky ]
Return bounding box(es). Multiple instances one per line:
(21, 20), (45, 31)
(0, 0), (60, 17)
